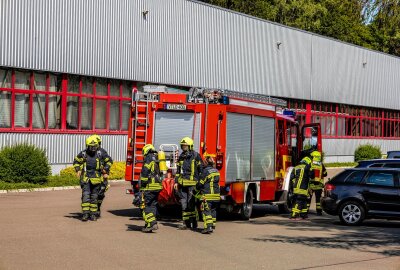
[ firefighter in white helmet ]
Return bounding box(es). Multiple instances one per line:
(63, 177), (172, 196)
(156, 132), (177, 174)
(174, 137), (203, 230)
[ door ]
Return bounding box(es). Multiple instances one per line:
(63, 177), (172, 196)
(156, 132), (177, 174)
(361, 171), (400, 214)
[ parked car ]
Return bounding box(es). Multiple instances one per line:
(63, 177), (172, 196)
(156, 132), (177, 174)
(387, 151), (400, 159)
(356, 159), (400, 168)
(321, 168), (400, 225)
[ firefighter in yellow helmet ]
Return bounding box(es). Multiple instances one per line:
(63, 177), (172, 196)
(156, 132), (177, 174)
(290, 156), (314, 220)
(73, 135), (113, 221)
(91, 134), (113, 218)
(174, 137), (203, 230)
(195, 152), (220, 234)
(307, 150), (327, 216)
(139, 144), (163, 233)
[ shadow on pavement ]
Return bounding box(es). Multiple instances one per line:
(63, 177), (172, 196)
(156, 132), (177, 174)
(64, 212), (82, 220)
(126, 224), (143, 232)
(245, 215), (400, 257)
(108, 208), (140, 217)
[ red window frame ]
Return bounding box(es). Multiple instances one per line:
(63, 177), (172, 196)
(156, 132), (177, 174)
(288, 99), (400, 140)
(0, 68), (132, 134)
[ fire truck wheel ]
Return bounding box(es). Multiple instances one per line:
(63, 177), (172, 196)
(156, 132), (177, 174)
(278, 202), (291, 214)
(278, 191), (292, 214)
(240, 189), (254, 220)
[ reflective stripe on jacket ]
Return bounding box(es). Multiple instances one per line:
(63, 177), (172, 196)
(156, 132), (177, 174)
(140, 153), (162, 191)
(176, 150), (203, 187)
(196, 165), (220, 201)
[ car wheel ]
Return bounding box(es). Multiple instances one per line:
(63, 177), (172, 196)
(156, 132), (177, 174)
(338, 201), (365, 226)
(240, 189), (254, 220)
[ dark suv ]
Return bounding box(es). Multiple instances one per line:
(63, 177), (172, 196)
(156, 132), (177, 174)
(321, 168), (400, 225)
(356, 159), (400, 168)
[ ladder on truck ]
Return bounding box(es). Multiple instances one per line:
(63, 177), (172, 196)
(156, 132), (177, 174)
(131, 91), (158, 177)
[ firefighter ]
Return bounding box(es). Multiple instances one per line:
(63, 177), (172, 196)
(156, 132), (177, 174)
(74, 135), (113, 222)
(174, 137), (203, 230)
(92, 134), (112, 218)
(307, 150), (327, 216)
(290, 156), (314, 220)
(195, 153), (220, 234)
(139, 144), (163, 233)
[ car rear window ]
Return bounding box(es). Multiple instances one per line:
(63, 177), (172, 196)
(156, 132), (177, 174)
(382, 163), (400, 168)
(365, 172), (395, 187)
(330, 170), (352, 183)
(344, 171), (366, 184)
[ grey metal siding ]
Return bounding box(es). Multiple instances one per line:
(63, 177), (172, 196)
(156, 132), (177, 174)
(0, 0), (399, 109)
(311, 36), (400, 109)
(323, 138), (400, 157)
(0, 133), (127, 164)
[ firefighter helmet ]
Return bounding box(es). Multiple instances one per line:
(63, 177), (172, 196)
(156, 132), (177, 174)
(311, 150), (322, 162)
(92, 134), (102, 145)
(142, 144), (156, 156)
(203, 152), (216, 166)
(86, 135), (99, 152)
(180, 137), (194, 150)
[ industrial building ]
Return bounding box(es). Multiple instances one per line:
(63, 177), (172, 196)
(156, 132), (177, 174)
(1, 0), (400, 173)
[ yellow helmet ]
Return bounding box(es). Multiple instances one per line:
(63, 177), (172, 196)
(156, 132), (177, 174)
(86, 135), (99, 152)
(203, 152), (216, 165)
(142, 144), (156, 156)
(311, 150), (322, 162)
(86, 135), (98, 147)
(180, 137), (194, 150)
(92, 134), (102, 145)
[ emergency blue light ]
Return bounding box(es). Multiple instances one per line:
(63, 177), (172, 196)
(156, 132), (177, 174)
(221, 96), (229, 105)
(283, 109), (296, 117)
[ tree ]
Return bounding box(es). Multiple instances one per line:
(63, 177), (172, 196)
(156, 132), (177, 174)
(365, 0), (400, 55)
(207, 0), (400, 57)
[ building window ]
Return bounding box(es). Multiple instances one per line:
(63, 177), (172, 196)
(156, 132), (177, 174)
(288, 99), (400, 139)
(0, 67), (131, 133)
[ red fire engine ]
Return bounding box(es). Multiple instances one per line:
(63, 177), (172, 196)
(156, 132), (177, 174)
(125, 86), (321, 219)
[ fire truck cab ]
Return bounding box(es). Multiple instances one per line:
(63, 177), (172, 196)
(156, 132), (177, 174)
(125, 86), (321, 219)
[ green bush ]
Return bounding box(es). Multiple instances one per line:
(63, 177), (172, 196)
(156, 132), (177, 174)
(354, 144), (382, 162)
(0, 143), (50, 184)
(60, 161), (126, 180)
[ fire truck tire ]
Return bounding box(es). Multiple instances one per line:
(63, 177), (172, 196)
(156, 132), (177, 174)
(240, 189), (254, 220)
(278, 202), (290, 214)
(278, 191), (292, 214)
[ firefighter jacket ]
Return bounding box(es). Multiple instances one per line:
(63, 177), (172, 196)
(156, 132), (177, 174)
(310, 162), (327, 190)
(309, 150), (327, 190)
(176, 150), (203, 187)
(195, 165), (221, 201)
(139, 153), (163, 191)
(73, 148), (113, 185)
(290, 163), (314, 196)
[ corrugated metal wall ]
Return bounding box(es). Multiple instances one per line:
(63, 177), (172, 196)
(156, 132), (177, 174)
(0, 133), (127, 164)
(1, 0), (399, 110)
(323, 138), (400, 161)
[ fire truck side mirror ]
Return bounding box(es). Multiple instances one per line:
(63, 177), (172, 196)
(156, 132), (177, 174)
(218, 112), (224, 120)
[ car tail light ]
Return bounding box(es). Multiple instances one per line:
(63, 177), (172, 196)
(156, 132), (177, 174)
(325, 183), (335, 191)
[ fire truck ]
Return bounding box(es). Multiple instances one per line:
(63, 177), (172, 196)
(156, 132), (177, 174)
(125, 86), (321, 219)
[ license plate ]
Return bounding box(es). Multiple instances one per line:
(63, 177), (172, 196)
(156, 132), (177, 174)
(164, 104), (187, 110)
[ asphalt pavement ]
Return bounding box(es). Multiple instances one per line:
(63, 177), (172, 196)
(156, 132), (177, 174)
(0, 176), (399, 270)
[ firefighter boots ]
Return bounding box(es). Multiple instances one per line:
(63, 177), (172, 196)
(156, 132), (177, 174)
(90, 213), (97, 221)
(81, 213), (90, 222)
